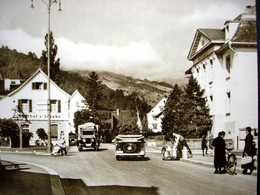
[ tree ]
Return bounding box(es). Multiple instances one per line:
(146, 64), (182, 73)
(85, 71), (103, 111)
(0, 118), (19, 137)
(36, 128), (48, 141)
(40, 31), (60, 82)
(162, 77), (212, 138)
(73, 109), (93, 135)
(161, 84), (183, 135)
(180, 76), (212, 138)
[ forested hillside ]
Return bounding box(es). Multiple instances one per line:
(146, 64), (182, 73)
(0, 46), (177, 107)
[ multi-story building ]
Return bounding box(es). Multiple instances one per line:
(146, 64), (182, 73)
(185, 5), (258, 149)
(0, 69), (86, 146)
(147, 97), (167, 133)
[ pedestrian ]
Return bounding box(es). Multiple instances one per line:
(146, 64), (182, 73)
(242, 126), (256, 175)
(172, 132), (193, 158)
(212, 131), (226, 174)
(59, 131), (67, 156)
(201, 135), (208, 157)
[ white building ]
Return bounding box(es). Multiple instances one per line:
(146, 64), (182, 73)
(0, 69), (86, 146)
(185, 5), (258, 149)
(147, 97), (167, 133)
(69, 90), (88, 134)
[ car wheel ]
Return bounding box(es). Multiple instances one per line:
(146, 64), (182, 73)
(122, 143), (137, 153)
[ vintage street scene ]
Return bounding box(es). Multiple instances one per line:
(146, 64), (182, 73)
(0, 0), (258, 195)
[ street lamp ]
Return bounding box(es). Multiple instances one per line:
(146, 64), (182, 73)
(30, 0), (62, 153)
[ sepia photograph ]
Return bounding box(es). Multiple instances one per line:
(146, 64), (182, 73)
(0, 0), (258, 194)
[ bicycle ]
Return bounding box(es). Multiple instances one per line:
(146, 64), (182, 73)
(225, 148), (237, 175)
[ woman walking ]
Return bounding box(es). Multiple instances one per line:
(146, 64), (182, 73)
(242, 127), (256, 175)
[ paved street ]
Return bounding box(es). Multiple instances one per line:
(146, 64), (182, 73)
(1, 144), (257, 195)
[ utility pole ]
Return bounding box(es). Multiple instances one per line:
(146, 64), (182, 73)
(30, 0), (62, 153)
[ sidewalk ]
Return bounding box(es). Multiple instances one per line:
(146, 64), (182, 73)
(146, 146), (258, 176)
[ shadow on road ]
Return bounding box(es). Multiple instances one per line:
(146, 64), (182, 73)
(61, 178), (159, 195)
(78, 148), (108, 152)
(0, 163), (52, 195)
(116, 157), (151, 161)
(1, 161), (159, 195)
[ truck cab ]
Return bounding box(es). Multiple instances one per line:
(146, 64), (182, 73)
(77, 122), (100, 151)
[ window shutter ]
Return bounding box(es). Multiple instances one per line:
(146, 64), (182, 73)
(32, 83), (36, 89)
(58, 100), (61, 113)
(44, 83), (47, 90)
(29, 100), (32, 112)
(18, 99), (22, 112)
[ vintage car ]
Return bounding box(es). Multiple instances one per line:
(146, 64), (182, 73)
(114, 135), (145, 160)
(77, 122), (100, 151)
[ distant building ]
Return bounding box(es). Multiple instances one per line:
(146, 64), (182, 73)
(147, 96), (167, 133)
(0, 73), (24, 99)
(69, 90), (88, 134)
(0, 69), (86, 146)
(185, 5), (258, 149)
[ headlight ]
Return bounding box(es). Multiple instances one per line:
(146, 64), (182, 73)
(91, 138), (95, 142)
(82, 138), (86, 142)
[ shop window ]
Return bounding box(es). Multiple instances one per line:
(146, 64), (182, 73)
(51, 125), (58, 139)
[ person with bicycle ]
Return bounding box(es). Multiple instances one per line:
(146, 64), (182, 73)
(212, 131), (226, 174)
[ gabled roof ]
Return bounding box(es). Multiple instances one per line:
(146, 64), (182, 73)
(147, 96), (167, 115)
(187, 6), (256, 62)
(188, 28), (225, 60)
(6, 68), (70, 98)
(70, 89), (85, 100)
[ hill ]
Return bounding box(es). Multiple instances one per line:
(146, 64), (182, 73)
(0, 45), (186, 106)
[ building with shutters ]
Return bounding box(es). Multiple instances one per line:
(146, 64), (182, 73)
(185, 5), (258, 149)
(0, 69), (86, 146)
(147, 97), (167, 133)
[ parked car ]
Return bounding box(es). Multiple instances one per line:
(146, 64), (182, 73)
(77, 122), (100, 151)
(114, 135), (145, 160)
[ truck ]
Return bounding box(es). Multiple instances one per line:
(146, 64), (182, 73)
(77, 122), (100, 151)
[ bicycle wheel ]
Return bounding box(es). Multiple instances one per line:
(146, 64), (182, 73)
(227, 154), (237, 175)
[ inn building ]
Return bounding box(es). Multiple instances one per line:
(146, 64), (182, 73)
(185, 5), (258, 150)
(0, 69), (86, 146)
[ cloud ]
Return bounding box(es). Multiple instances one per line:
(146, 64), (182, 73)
(0, 28), (166, 79)
(56, 37), (164, 78)
(0, 28), (43, 56)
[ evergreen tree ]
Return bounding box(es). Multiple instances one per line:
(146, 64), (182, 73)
(180, 76), (212, 138)
(40, 31), (60, 83)
(85, 71), (103, 111)
(161, 84), (183, 135)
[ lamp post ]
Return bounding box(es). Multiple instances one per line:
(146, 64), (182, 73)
(30, 0), (62, 153)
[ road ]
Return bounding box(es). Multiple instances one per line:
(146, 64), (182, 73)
(1, 144), (257, 195)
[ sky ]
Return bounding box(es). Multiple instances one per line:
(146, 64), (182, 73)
(0, 0), (256, 82)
